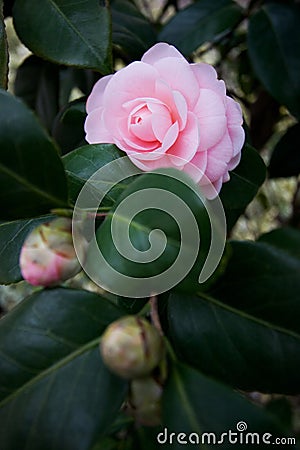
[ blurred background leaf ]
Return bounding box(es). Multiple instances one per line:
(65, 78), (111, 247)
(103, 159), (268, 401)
(159, 0), (243, 56)
(0, 89), (68, 219)
(248, 2), (300, 119)
(111, 0), (156, 61)
(269, 123), (300, 178)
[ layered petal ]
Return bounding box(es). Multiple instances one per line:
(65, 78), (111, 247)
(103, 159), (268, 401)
(84, 107), (113, 143)
(186, 150), (208, 183)
(153, 57), (199, 109)
(226, 96), (245, 156)
(86, 74), (113, 114)
(194, 88), (227, 151)
(205, 132), (234, 182)
(141, 42), (184, 64)
(191, 63), (226, 96)
(167, 112), (199, 166)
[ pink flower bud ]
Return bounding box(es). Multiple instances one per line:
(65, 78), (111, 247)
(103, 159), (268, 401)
(19, 217), (86, 286)
(100, 316), (165, 379)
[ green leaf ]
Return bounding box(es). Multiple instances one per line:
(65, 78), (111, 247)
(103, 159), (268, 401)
(0, 214), (54, 284)
(13, 0), (112, 74)
(159, 0), (243, 55)
(63, 144), (138, 206)
(0, 0), (8, 88)
(86, 168), (215, 297)
(220, 144), (266, 230)
(52, 99), (87, 155)
(248, 3), (300, 119)
(0, 89), (68, 220)
(111, 0), (156, 60)
(166, 291), (300, 394)
(116, 297), (149, 314)
(162, 362), (295, 450)
(212, 227), (300, 335)
(0, 288), (128, 450)
(269, 123), (300, 178)
(14, 55), (59, 131)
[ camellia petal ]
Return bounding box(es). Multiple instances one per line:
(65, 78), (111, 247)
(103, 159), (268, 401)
(191, 63), (226, 97)
(153, 57), (200, 109)
(103, 62), (158, 107)
(141, 42), (184, 64)
(205, 133), (234, 182)
(167, 112), (199, 166)
(86, 75), (113, 114)
(160, 121), (180, 153)
(84, 107), (112, 143)
(194, 89), (227, 151)
(173, 90), (188, 131)
(150, 104), (173, 142)
(84, 42), (245, 198)
(188, 151), (208, 183)
(129, 153), (179, 172)
(227, 152), (242, 171)
(226, 96), (245, 156)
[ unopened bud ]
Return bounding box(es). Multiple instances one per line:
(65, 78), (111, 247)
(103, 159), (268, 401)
(128, 376), (162, 426)
(100, 316), (164, 379)
(19, 217), (86, 286)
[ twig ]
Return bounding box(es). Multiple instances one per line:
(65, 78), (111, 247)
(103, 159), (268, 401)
(150, 295), (164, 336)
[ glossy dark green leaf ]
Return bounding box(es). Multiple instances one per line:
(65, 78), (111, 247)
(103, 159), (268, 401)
(14, 55), (59, 131)
(248, 3), (300, 119)
(0, 89), (68, 220)
(63, 144), (138, 205)
(213, 227), (300, 335)
(269, 123), (300, 178)
(166, 291), (300, 394)
(0, 214), (54, 284)
(111, 0), (156, 60)
(220, 144), (266, 229)
(52, 99), (86, 155)
(13, 0), (112, 73)
(86, 169), (213, 297)
(0, 0), (8, 88)
(162, 362), (295, 450)
(159, 0), (243, 55)
(116, 297), (149, 314)
(0, 288), (128, 450)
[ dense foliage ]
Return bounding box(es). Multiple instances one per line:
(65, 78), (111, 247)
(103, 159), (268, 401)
(1, 0), (300, 449)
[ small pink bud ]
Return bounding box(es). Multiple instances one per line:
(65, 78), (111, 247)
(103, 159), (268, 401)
(100, 316), (165, 379)
(19, 217), (86, 286)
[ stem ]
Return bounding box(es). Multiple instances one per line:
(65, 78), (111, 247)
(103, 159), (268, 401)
(164, 337), (177, 362)
(94, 212), (109, 218)
(150, 295), (164, 336)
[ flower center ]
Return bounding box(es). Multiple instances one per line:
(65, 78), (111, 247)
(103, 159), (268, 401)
(129, 105), (156, 142)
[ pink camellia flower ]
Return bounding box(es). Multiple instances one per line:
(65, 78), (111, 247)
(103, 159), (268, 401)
(19, 218), (86, 287)
(85, 42), (245, 198)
